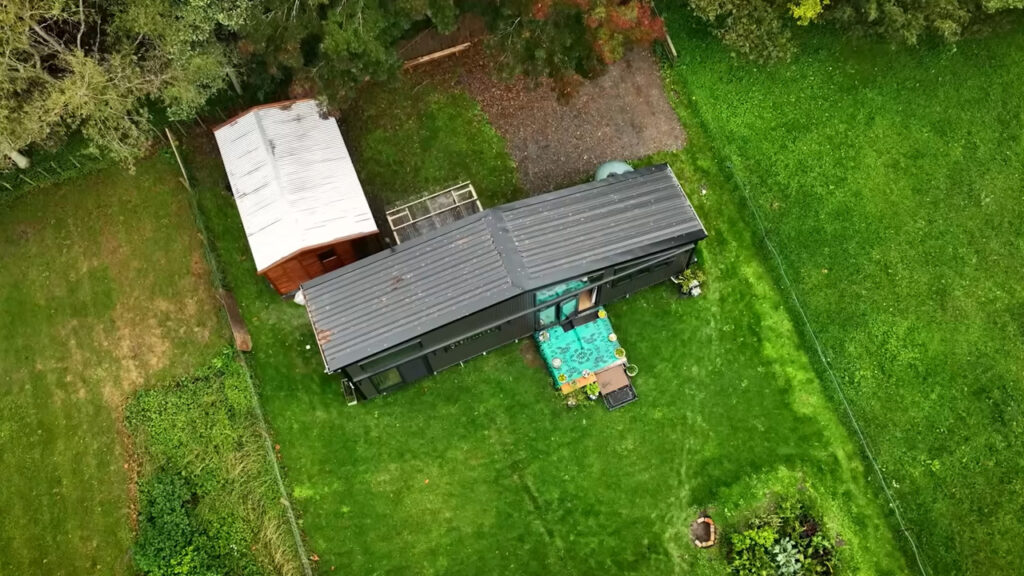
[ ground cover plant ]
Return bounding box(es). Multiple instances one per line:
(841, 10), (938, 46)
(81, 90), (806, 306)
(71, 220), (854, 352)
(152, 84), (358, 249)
(189, 79), (909, 574)
(726, 496), (836, 576)
(126, 351), (301, 576)
(662, 10), (1024, 575)
(0, 153), (223, 574)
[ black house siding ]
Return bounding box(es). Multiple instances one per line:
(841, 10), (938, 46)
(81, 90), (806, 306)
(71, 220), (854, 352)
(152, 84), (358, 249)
(343, 245), (696, 398)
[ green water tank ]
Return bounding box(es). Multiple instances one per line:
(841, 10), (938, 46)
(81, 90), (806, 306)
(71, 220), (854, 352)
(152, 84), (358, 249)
(594, 160), (634, 181)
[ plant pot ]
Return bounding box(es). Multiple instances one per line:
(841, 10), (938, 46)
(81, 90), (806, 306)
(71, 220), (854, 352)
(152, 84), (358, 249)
(587, 393), (599, 401)
(625, 364), (639, 377)
(567, 397), (578, 408)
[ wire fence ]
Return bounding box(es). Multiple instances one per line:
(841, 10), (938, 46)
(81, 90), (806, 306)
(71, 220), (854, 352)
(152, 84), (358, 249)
(725, 160), (931, 576)
(0, 144), (108, 205)
(166, 129), (313, 576)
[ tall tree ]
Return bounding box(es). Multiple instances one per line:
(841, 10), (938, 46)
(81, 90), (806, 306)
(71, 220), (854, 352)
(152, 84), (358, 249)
(0, 0), (250, 168)
(239, 0), (458, 109)
(472, 0), (666, 94)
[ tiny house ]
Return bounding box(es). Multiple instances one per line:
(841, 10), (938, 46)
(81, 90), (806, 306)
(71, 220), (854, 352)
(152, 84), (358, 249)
(213, 99), (379, 295)
(302, 164), (707, 400)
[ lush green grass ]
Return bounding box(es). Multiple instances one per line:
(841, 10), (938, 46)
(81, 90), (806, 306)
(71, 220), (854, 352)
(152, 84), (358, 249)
(190, 81), (908, 574)
(0, 153), (223, 574)
(344, 78), (520, 207)
(663, 11), (1024, 575)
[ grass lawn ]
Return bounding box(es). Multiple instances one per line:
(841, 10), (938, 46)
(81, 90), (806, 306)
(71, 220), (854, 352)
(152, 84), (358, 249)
(663, 11), (1024, 575)
(344, 78), (520, 207)
(190, 81), (908, 574)
(0, 153), (223, 574)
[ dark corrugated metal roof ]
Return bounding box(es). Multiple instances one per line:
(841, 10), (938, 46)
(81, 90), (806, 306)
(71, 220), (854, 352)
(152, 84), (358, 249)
(303, 164), (706, 373)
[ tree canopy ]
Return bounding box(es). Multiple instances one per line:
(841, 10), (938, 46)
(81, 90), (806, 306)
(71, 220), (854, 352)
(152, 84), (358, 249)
(684, 0), (1024, 60)
(237, 0), (459, 107)
(2, 0), (1021, 168)
(471, 0), (665, 96)
(0, 0), (249, 167)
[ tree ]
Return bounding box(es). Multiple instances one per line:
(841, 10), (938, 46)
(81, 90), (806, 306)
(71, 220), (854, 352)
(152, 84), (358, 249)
(0, 0), (250, 168)
(682, 0), (1024, 60)
(472, 0), (666, 94)
(238, 0), (459, 109)
(684, 0), (796, 60)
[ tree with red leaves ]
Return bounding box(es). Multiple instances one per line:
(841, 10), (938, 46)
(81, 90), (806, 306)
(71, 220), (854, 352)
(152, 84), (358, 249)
(470, 0), (665, 96)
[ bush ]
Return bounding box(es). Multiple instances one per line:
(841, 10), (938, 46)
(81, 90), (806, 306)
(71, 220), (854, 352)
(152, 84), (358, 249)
(126, 351), (299, 576)
(728, 497), (836, 576)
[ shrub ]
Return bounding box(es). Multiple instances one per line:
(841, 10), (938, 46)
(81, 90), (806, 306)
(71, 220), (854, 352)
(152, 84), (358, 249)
(728, 497), (836, 576)
(126, 350), (299, 576)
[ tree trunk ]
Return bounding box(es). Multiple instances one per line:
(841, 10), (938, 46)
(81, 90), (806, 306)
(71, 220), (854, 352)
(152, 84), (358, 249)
(6, 150), (31, 169)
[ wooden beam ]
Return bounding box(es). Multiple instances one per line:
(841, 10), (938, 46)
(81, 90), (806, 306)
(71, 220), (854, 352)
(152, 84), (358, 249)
(220, 290), (252, 351)
(402, 42), (472, 70)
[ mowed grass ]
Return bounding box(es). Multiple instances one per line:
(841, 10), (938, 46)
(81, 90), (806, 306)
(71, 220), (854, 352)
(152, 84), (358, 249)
(190, 83), (908, 574)
(0, 153), (223, 574)
(663, 11), (1024, 575)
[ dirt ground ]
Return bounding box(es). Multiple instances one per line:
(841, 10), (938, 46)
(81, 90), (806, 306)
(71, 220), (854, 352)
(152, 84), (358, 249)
(416, 45), (686, 193)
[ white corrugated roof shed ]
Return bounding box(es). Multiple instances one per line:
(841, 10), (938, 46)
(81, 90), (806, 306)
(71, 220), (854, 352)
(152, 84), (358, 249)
(213, 99), (377, 273)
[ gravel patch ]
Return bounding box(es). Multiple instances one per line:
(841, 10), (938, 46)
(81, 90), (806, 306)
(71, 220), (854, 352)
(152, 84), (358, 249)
(416, 45), (686, 194)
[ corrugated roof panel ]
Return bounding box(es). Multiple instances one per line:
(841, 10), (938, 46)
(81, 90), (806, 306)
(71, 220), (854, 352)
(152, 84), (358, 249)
(304, 217), (517, 369)
(213, 100), (378, 272)
(500, 165), (702, 283)
(303, 164), (707, 373)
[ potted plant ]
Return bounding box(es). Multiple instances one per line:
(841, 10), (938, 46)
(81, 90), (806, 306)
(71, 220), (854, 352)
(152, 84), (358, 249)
(672, 267), (706, 299)
(586, 381), (600, 400)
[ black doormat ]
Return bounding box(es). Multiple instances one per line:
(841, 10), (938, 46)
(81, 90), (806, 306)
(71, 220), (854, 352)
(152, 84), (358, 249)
(603, 383), (637, 410)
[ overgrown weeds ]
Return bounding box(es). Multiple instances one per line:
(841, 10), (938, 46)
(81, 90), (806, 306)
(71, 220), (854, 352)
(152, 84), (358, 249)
(126, 350), (301, 576)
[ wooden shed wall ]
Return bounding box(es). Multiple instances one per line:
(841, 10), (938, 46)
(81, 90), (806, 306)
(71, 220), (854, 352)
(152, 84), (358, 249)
(262, 239), (360, 295)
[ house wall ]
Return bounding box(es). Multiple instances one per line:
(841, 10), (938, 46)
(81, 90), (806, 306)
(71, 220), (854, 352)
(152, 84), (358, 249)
(262, 238), (366, 295)
(342, 244), (698, 399)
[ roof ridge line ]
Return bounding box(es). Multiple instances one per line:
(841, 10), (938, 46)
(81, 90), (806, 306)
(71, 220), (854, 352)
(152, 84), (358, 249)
(248, 106), (301, 239)
(483, 211), (529, 290)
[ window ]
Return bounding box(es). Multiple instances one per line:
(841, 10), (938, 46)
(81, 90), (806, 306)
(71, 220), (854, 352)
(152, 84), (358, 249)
(558, 298), (577, 320)
(368, 368), (402, 390)
(611, 266), (635, 287)
(535, 278), (588, 328)
(317, 248), (338, 265)
(537, 304), (557, 327)
(611, 258), (672, 287)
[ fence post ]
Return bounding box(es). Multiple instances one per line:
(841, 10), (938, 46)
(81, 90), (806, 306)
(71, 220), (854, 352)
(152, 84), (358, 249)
(164, 129), (191, 191)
